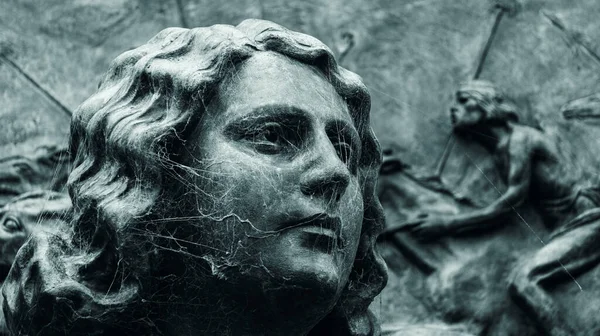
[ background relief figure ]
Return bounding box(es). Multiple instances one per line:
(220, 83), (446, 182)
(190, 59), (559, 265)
(405, 80), (600, 336)
(4, 1), (600, 335)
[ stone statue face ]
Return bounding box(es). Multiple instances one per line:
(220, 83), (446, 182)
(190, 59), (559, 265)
(0, 192), (69, 273)
(0, 22), (386, 336)
(183, 51), (364, 323)
(0, 207), (29, 271)
(450, 90), (485, 130)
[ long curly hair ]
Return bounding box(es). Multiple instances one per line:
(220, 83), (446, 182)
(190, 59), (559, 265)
(2, 19), (387, 335)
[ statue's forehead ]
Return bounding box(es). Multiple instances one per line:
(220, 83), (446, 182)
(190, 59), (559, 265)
(458, 88), (496, 100)
(458, 81), (498, 98)
(211, 52), (350, 123)
(222, 52), (338, 96)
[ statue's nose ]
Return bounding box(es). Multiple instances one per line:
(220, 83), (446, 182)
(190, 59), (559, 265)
(300, 146), (350, 206)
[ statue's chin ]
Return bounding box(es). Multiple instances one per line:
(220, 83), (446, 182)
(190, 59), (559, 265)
(256, 259), (344, 330)
(213, 233), (349, 322)
(187, 250), (345, 334)
(158, 215), (355, 331)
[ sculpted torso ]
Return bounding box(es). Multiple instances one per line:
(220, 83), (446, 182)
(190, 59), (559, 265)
(496, 125), (574, 202)
(406, 80), (600, 336)
(492, 124), (593, 231)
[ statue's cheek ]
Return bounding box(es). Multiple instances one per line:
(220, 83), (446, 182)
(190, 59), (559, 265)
(339, 183), (364, 250)
(199, 156), (296, 220)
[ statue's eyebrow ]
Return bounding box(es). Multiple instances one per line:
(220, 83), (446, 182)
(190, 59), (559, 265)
(231, 104), (309, 122)
(224, 104), (360, 148)
(224, 104), (311, 133)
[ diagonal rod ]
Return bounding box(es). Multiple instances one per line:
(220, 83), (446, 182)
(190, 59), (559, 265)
(434, 133), (456, 177)
(0, 54), (72, 117)
(174, 0), (189, 28)
(542, 11), (600, 67)
(473, 8), (507, 79)
(434, 6), (509, 178)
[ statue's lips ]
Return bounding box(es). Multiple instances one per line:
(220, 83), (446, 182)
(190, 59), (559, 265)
(281, 213), (344, 248)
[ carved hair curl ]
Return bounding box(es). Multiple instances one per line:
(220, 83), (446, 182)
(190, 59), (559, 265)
(3, 19), (387, 335)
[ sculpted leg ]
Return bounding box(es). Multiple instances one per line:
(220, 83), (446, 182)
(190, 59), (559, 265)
(509, 222), (600, 336)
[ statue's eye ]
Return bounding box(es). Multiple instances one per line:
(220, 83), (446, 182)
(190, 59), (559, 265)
(458, 97), (468, 104)
(333, 140), (358, 174)
(250, 122), (294, 154)
(333, 142), (353, 165)
(259, 124), (284, 143)
(3, 216), (22, 233)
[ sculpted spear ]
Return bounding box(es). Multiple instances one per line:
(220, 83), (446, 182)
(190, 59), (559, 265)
(380, 0), (521, 274)
(430, 0), (520, 182)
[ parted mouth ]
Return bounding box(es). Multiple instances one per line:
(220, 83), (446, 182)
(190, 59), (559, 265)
(285, 213), (340, 231)
(282, 213), (345, 248)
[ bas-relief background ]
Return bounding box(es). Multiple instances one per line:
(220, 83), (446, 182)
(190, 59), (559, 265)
(2, 0), (600, 334)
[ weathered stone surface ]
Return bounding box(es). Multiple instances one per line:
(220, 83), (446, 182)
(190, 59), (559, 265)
(0, 191), (71, 334)
(382, 324), (475, 336)
(376, 79), (600, 335)
(2, 0), (600, 335)
(40, 0), (138, 46)
(2, 19), (386, 336)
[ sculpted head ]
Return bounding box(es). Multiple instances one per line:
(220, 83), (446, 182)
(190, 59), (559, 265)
(0, 190), (70, 277)
(3, 19), (387, 336)
(450, 80), (518, 132)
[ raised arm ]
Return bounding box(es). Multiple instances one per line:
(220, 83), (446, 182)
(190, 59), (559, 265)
(445, 134), (533, 233)
(409, 131), (535, 240)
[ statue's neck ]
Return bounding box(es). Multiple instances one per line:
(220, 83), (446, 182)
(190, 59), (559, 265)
(158, 278), (319, 336)
(470, 123), (512, 152)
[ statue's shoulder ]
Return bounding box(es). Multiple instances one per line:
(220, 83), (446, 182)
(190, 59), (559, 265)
(511, 124), (541, 139)
(509, 124), (549, 154)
